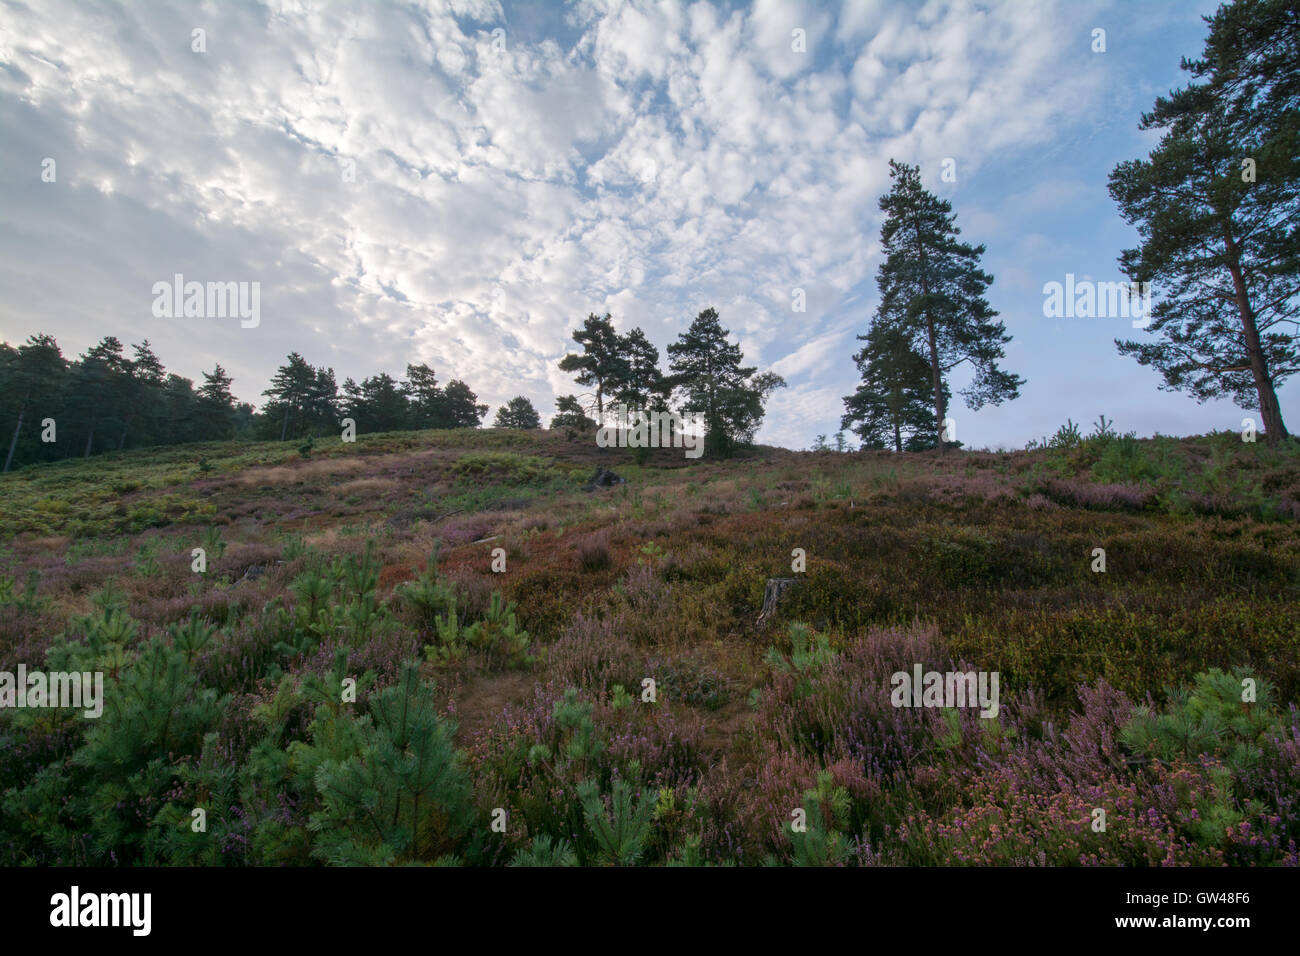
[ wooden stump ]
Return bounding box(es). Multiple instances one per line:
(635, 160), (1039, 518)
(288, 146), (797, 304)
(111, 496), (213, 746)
(756, 577), (800, 626)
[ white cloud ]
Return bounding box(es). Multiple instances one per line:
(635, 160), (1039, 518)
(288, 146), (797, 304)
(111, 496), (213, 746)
(4, 0), (1272, 452)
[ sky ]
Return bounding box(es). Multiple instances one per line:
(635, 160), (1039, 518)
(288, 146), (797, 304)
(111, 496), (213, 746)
(1, 0), (1295, 451)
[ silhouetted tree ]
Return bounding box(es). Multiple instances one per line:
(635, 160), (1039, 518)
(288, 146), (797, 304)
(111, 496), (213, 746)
(494, 396), (541, 429)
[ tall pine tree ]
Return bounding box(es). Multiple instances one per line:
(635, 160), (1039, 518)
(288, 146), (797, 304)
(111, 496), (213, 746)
(1109, 0), (1298, 442)
(874, 160), (1022, 452)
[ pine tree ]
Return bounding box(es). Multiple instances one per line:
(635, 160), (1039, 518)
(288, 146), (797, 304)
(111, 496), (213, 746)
(306, 366), (340, 437)
(304, 663), (473, 865)
(666, 307), (785, 457)
(1109, 0), (1298, 443)
(1, 333), (66, 471)
(612, 327), (668, 411)
(125, 341), (168, 450)
(493, 395), (541, 429)
(196, 364), (238, 440)
(162, 374), (200, 445)
(558, 313), (629, 419)
(402, 363), (442, 428)
(437, 380), (487, 428)
(70, 337), (131, 458)
(262, 352), (317, 441)
(874, 160), (1022, 452)
(550, 394), (595, 440)
(342, 373), (409, 433)
(842, 317), (945, 452)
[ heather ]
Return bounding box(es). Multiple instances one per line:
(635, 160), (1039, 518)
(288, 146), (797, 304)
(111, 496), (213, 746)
(0, 426), (1297, 865)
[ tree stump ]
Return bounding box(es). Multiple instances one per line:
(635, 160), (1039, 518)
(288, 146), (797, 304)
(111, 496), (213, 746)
(756, 577), (800, 626)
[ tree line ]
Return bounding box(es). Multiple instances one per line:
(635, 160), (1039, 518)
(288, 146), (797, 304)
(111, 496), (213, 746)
(0, 338), (494, 471)
(841, 0), (1297, 451)
(1, 302), (788, 470)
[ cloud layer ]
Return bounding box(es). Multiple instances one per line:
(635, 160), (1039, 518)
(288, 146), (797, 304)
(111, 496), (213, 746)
(2, 0), (1288, 449)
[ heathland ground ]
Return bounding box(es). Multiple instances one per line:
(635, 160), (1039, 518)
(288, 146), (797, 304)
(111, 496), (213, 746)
(1, 427), (1297, 865)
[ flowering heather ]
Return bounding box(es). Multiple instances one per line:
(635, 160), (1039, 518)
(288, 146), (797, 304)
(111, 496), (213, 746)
(0, 426), (1296, 866)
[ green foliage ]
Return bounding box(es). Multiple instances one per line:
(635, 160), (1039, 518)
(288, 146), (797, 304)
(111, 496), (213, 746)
(550, 395), (596, 441)
(1091, 433), (1159, 483)
(493, 396), (542, 430)
(871, 160), (1023, 443)
(917, 529), (1000, 587)
(610, 684), (634, 710)
(666, 307), (786, 456)
(295, 663), (474, 865)
(782, 772), (851, 867)
(200, 525), (227, 562)
(396, 545), (455, 626)
(3, 606), (226, 865)
(451, 452), (563, 485)
(1108, 0), (1298, 443)
(578, 777), (654, 866)
(764, 622), (838, 700)
(462, 593), (535, 669)
(553, 689), (606, 768)
(0, 568), (44, 611)
(280, 532), (307, 562)
(843, 316), (944, 452)
(168, 612), (219, 666)
(509, 834), (578, 867)
(1049, 418), (1083, 450)
(417, 566), (533, 669)
(1121, 668), (1280, 776)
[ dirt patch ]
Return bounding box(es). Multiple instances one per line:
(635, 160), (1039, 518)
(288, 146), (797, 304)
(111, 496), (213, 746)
(450, 671), (538, 741)
(695, 697), (754, 754)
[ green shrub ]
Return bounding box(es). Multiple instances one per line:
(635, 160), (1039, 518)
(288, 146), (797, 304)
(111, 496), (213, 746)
(294, 662), (474, 865)
(578, 776), (654, 866)
(1121, 668), (1280, 776)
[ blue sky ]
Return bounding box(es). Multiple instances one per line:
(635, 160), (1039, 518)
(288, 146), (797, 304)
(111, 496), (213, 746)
(1, 0), (1294, 450)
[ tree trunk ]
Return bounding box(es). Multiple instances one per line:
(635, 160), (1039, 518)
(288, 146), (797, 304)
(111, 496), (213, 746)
(83, 419), (95, 458)
(912, 213), (946, 453)
(3, 406), (24, 473)
(1224, 230), (1288, 443)
(756, 577), (801, 626)
(280, 405), (289, 442)
(893, 421), (901, 454)
(924, 317), (944, 452)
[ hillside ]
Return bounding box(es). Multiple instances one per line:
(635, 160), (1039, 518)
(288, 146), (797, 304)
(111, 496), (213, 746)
(1, 428), (1298, 866)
